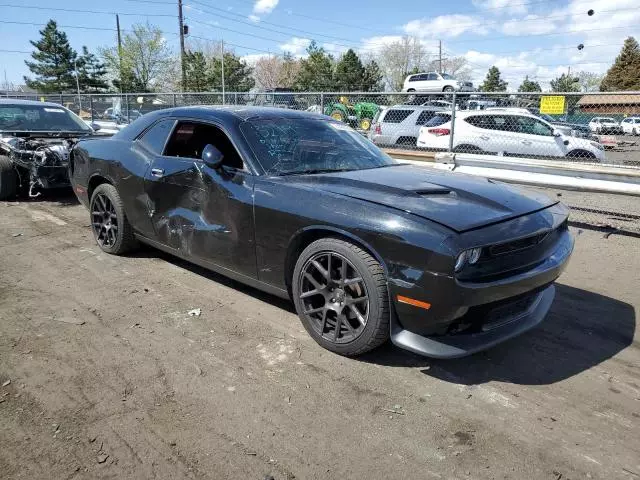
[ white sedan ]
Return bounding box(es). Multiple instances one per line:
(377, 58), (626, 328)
(417, 111), (606, 161)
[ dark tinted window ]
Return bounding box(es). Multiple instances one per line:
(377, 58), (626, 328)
(164, 121), (243, 169)
(423, 113), (451, 127)
(515, 116), (554, 136)
(138, 119), (175, 154)
(382, 109), (413, 123)
(465, 115), (518, 132)
(426, 73), (438, 80)
(416, 110), (436, 125)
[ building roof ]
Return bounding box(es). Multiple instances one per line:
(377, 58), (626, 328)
(577, 94), (640, 106)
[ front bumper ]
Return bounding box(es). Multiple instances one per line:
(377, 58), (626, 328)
(388, 211), (574, 358)
(391, 285), (555, 359)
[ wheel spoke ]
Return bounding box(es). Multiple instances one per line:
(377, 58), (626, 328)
(343, 277), (363, 286)
(346, 295), (368, 306)
(304, 272), (323, 290)
(304, 306), (325, 315)
(311, 260), (330, 281)
(300, 289), (322, 299)
(339, 258), (347, 284)
(334, 314), (341, 341)
(319, 309), (328, 333)
(348, 305), (367, 326)
(339, 313), (355, 334)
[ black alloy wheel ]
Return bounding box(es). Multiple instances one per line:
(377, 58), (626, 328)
(292, 238), (389, 356)
(89, 183), (137, 255)
(298, 251), (369, 343)
(92, 192), (118, 248)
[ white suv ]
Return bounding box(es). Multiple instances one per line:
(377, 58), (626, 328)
(588, 117), (623, 135)
(620, 117), (640, 135)
(403, 72), (474, 93)
(416, 111), (605, 161)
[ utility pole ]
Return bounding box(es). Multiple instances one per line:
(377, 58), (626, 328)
(178, 0), (186, 91)
(221, 39), (225, 105)
(438, 40), (442, 74)
(74, 58), (81, 111)
(116, 14), (123, 93)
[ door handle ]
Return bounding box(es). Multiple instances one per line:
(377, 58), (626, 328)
(151, 168), (164, 177)
(521, 140), (532, 145)
(480, 135), (490, 140)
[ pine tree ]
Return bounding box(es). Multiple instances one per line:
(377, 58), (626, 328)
(518, 76), (541, 92)
(334, 49), (364, 91)
(24, 20), (78, 93)
(479, 66), (507, 92)
(77, 46), (109, 93)
(362, 60), (384, 92)
(184, 51), (209, 92)
(600, 37), (640, 91)
(294, 41), (336, 91)
(550, 73), (580, 92)
(209, 52), (255, 91)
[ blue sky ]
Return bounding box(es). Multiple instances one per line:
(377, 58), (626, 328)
(1, 0), (638, 90)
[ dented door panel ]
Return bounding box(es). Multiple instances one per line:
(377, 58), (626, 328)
(144, 157), (257, 279)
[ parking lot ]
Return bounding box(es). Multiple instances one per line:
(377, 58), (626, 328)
(0, 190), (638, 479)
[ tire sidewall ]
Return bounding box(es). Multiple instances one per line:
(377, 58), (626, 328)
(292, 238), (386, 356)
(90, 184), (128, 254)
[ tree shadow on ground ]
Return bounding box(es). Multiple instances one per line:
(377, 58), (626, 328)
(358, 283), (636, 386)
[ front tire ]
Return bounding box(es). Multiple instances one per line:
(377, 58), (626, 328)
(443, 86), (455, 93)
(566, 150), (596, 160)
(90, 183), (137, 255)
(330, 110), (346, 123)
(292, 238), (390, 356)
(0, 155), (17, 200)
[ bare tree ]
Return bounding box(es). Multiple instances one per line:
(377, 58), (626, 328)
(376, 36), (430, 90)
(430, 56), (472, 82)
(576, 71), (604, 92)
(252, 54), (301, 90)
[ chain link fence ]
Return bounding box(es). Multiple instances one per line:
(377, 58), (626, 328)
(4, 90), (639, 232)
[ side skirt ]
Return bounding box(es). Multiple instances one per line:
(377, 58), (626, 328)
(134, 233), (291, 301)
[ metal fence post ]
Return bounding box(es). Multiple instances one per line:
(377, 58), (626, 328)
(320, 93), (325, 115)
(89, 95), (94, 122)
(448, 92), (457, 153)
(172, 93), (177, 107)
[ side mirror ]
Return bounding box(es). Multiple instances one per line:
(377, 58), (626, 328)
(90, 122), (101, 132)
(553, 129), (562, 137)
(563, 139), (570, 146)
(202, 144), (224, 169)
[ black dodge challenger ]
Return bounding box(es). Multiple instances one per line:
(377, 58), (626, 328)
(70, 106), (574, 359)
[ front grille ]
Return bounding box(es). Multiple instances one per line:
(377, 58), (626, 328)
(488, 231), (550, 257)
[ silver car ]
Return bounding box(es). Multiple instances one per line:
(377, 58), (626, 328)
(369, 105), (445, 147)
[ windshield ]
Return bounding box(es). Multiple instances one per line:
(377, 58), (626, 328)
(240, 118), (397, 175)
(0, 104), (92, 132)
(538, 113), (556, 122)
(441, 73), (455, 80)
(601, 118), (617, 123)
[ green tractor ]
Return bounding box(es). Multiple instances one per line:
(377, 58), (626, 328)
(324, 96), (380, 131)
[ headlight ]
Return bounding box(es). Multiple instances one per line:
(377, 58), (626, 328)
(590, 141), (604, 150)
(454, 247), (483, 272)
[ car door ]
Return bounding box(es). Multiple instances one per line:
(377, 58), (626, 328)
(512, 116), (565, 158)
(143, 119), (257, 278)
(463, 115), (518, 155)
(424, 73), (439, 92)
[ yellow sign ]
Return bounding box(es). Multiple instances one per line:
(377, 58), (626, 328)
(540, 96), (566, 115)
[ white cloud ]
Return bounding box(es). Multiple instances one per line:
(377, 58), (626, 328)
(472, 0), (528, 15)
(403, 14), (490, 39)
(501, 14), (558, 36)
(248, 14), (260, 23)
(253, 0), (278, 14)
(279, 37), (311, 56)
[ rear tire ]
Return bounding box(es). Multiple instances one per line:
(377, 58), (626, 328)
(90, 183), (137, 255)
(330, 110), (346, 123)
(0, 155), (17, 200)
(443, 86), (455, 93)
(566, 150), (596, 160)
(292, 238), (390, 356)
(453, 144), (483, 154)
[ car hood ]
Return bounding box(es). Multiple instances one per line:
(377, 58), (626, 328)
(281, 165), (557, 232)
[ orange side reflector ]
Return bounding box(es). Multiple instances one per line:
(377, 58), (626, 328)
(397, 295), (431, 310)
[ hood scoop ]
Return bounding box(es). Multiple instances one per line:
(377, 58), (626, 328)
(413, 187), (452, 196)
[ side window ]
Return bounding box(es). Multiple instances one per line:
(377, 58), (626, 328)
(426, 73), (438, 81)
(382, 109), (413, 123)
(515, 116), (553, 136)
(492, 115), (517, 132)
(137, 119), (175, 154)
(465, 115), (493, 130)
(408, 75), (417, 82)
(416, 110), (435, 125)
(164, 121), (244, 170)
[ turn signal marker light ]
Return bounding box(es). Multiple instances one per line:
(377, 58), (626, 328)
(397, 295), (431, 310)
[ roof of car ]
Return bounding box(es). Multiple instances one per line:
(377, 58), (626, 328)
(454, 110), (538, 118)
(0, 98), (70, 108)
(153, 105), (328, 122)
(392, 104), (446, 111)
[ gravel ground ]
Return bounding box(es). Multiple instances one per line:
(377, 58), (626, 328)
(0, 192), (638, 480)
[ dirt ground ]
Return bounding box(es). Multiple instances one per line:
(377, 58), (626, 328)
(0, 190), (638, 480)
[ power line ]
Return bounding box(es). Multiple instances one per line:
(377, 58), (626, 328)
(0, 4), (175, 17)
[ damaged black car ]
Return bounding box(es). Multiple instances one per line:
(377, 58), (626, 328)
(0, 99), (99, 199)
